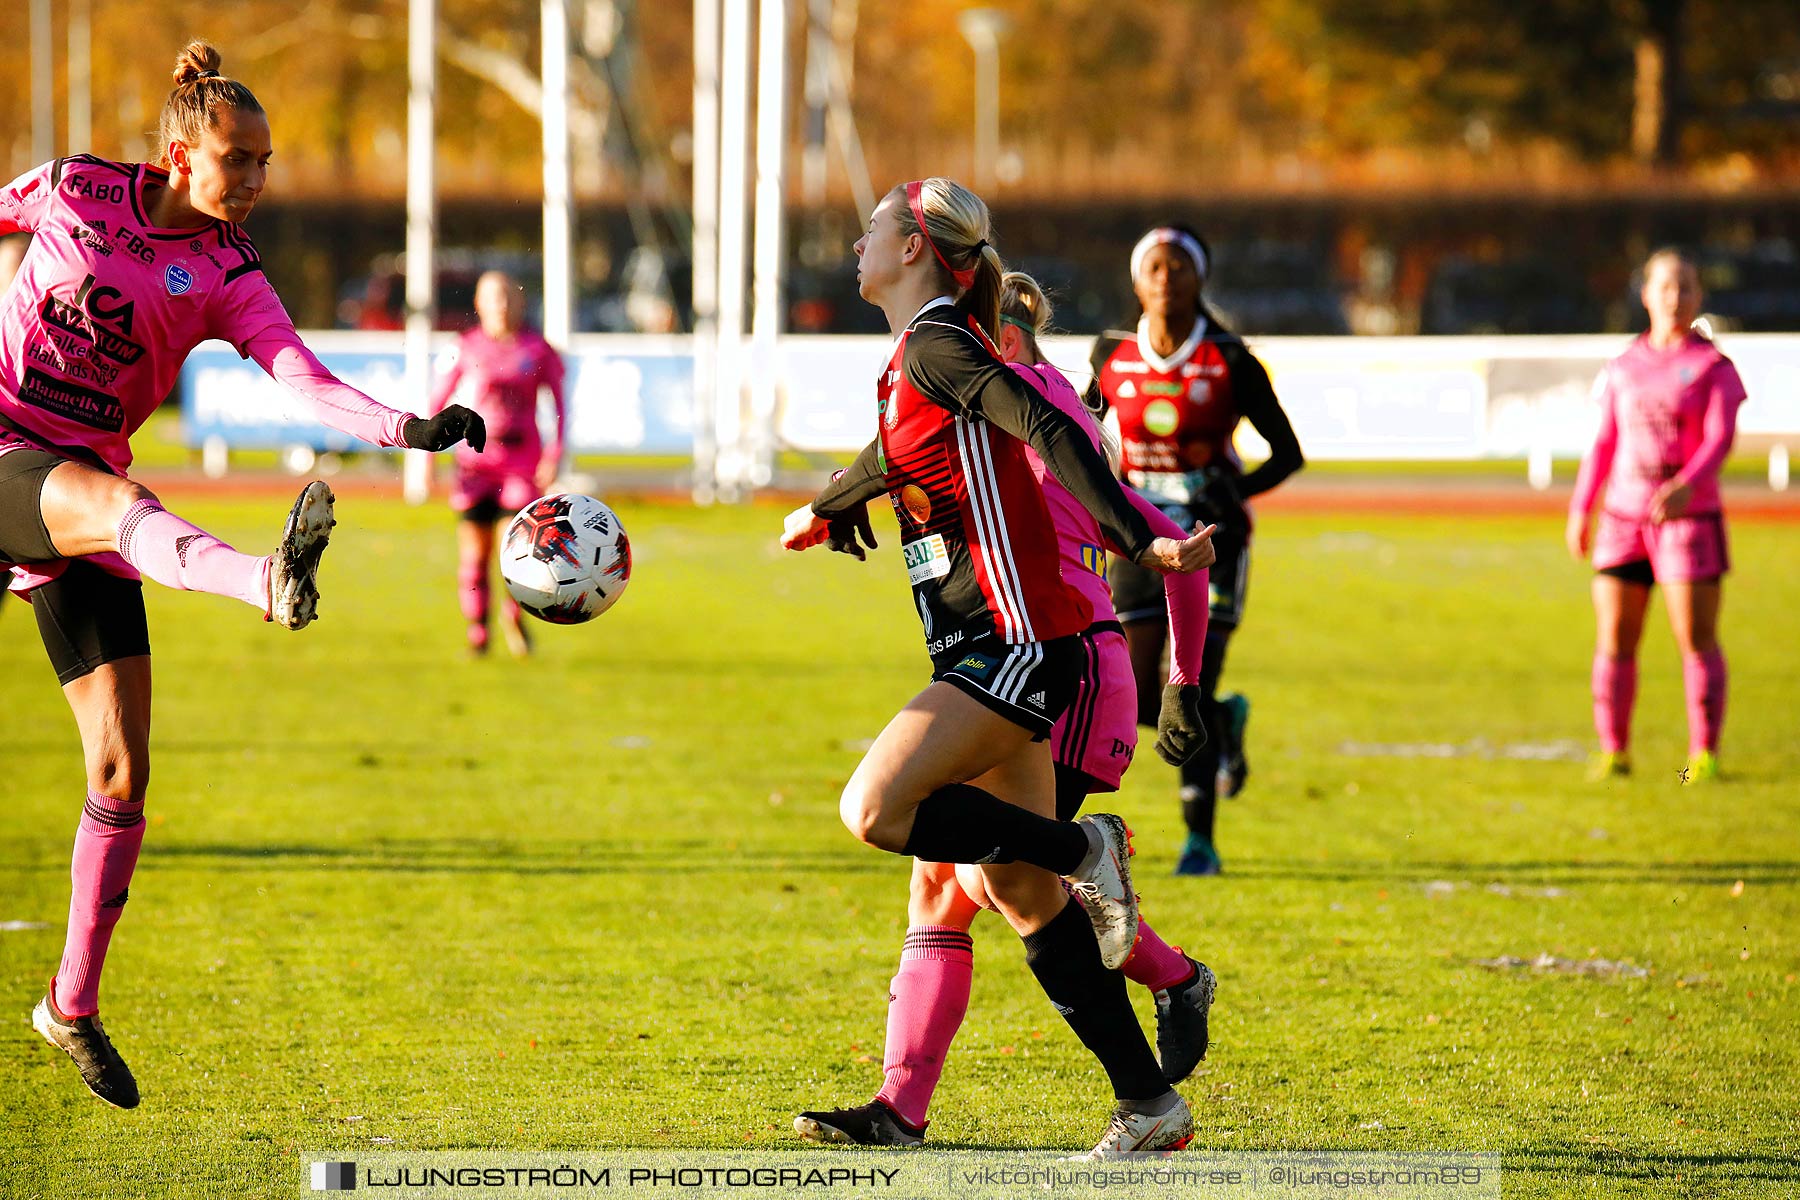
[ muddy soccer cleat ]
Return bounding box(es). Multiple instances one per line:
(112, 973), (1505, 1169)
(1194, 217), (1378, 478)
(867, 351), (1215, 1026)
(1154, 957), (1217, 1084)
(269, 481), (336, 630)
(1066, 814), (1140, 970)
(1072, 1094), (1194, 1159)
(794, 1100), (925, 1147)
(33, 991), (139, 1109)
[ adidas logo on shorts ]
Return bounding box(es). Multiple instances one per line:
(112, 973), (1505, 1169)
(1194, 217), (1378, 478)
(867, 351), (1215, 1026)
(1026, 691), (1047, 709)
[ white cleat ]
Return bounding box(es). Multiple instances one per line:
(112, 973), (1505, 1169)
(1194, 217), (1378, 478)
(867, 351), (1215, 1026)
(1070, 1095), (1194, 1159)
(269, 481), (336, 630)
(1066, 814), (1140, 970)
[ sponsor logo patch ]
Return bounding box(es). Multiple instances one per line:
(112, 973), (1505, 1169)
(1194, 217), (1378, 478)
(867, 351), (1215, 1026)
(1143, 399), (1180, 436)
(902, 533), (950, 585)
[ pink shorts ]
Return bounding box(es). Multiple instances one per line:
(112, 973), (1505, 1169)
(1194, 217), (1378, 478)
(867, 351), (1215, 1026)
(450, 467), (539, 520)
(1051, 627), (1138, 791)
(1593, 510), (1729, 584)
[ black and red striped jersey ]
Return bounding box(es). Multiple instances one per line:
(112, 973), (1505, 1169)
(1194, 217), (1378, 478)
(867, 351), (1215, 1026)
(1086, 316), (1303, 507)
(816, 301), (1155, 656)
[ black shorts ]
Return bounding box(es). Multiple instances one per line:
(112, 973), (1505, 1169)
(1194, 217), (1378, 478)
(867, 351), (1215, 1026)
(1111, 503), (1250, 631)
(459, 496), (505, 524)
(1597, 558), (1657, 587)
(930, 633), (1081, 740)
(0, 445), (66, 565)
(28, 560), (152, 684)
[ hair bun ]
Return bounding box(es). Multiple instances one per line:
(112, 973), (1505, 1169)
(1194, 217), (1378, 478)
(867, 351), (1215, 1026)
(173, 40), (224, 87)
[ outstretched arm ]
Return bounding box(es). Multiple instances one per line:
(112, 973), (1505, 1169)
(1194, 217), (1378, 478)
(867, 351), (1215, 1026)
(904, 321), (1175, 565)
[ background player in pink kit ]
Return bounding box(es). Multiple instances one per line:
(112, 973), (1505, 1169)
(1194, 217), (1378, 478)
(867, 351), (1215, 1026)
(796, 271), (1223, 1148)
(1568, 248), (1747, 783)
(429, 269), (566, 656)
(0, 43), (484, 1109)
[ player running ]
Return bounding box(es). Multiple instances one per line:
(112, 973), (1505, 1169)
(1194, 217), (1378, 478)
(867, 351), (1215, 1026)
(1088, 225), (1304, 875)
(781, 179), (1212, 1156)
(429, 269), (565, 656)
(793, 271), (1222, 1150)
(1, 42), (484, 1108)
(1568, 248), (1747, 783)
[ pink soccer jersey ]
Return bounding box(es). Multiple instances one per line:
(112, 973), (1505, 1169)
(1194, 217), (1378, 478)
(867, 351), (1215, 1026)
(0, 156), (410, 476)
(1571, 332), (1748, 522)
(429, 326), (566, 474)
(1011, 361), (1208, 685)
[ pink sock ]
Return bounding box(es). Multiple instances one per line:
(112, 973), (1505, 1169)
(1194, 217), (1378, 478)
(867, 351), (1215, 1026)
(116, 499), (270, 613)
(1122, 919), (1196, 993)
(873, 926), (973, 1130)
(1591, 653), (1637, 754)
(1683, 648), (1727, 755)
(458, 550), (489, 627)
(53, 789), (146, 1018)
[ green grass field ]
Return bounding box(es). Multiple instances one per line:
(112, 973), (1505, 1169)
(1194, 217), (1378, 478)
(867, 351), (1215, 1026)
(3, 493), (1796, 1198)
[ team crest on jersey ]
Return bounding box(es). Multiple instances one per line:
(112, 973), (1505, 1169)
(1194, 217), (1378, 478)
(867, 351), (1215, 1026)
(1187, 378), (1212, 404)
(164, 263), (195, 296)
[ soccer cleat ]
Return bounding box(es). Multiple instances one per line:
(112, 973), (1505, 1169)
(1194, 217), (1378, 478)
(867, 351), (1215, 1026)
(794, 1100), (925, 1147)
(268, 481), (336, 630)
(1154, 957), (1217, 1084)
(1071, 1095), (1195, 1159)
(1217, 693), (1251, 798)
(1173, 833), (1222, 877)
(1586, 751), (1632, 782)
(1683, 751), (1719, 785)
(1066, 815), (1140, 970)
(33, 991), (139, 1109)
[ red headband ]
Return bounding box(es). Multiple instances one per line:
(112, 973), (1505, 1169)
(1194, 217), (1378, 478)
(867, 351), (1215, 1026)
(906, 181), (979, 291)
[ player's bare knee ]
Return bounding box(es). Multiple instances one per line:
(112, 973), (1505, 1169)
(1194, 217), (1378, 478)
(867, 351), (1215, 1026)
(90, 750), (149, 806)
(838, 783), (905, 851)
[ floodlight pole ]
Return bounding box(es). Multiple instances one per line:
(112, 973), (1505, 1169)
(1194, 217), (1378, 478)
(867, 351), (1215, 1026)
(692, 0), (722, 504)
(402, 0), (438, 504)
(68, 0), (92, 153)
(542, 0), (574, 351)
(714, 0), (754, 500)
(31, 0), (53, 163)
(956, 8), (1009, 191)
(748, 0), (791, 489)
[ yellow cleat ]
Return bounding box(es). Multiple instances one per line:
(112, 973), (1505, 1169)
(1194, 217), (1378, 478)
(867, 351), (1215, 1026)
(1683, 751), (1720, 784)
(1586, 751), (1632, 782)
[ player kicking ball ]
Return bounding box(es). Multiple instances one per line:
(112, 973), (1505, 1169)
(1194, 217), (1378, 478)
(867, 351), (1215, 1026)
(3, 42), (483, 1107)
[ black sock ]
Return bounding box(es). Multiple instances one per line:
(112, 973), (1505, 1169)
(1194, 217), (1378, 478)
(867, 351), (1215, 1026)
(1179, 745), (1219, 841)
(902, 783), (1090, 872)
(1023, 898), (1167, 1102)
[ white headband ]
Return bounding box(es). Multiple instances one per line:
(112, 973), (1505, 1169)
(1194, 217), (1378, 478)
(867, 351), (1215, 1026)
(1130, 228), (1208, 284)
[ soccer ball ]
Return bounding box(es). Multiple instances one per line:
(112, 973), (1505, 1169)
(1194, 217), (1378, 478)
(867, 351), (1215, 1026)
(500, 494), (632, 624)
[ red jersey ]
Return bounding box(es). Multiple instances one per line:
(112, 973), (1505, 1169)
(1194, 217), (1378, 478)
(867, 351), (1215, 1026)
(1092, 318), (1246, 492)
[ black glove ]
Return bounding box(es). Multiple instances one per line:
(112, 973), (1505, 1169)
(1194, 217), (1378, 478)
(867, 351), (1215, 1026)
(1154, 683), (1209, 766)
(825, 503), (879, 560)
(403, 405), (487, 453)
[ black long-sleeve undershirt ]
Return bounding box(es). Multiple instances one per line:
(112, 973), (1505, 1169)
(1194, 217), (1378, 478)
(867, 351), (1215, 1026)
(902, 315), (1155, 561)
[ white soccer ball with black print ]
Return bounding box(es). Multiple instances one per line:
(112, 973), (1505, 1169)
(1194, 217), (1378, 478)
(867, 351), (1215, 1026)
(500, 493), (632, 624)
